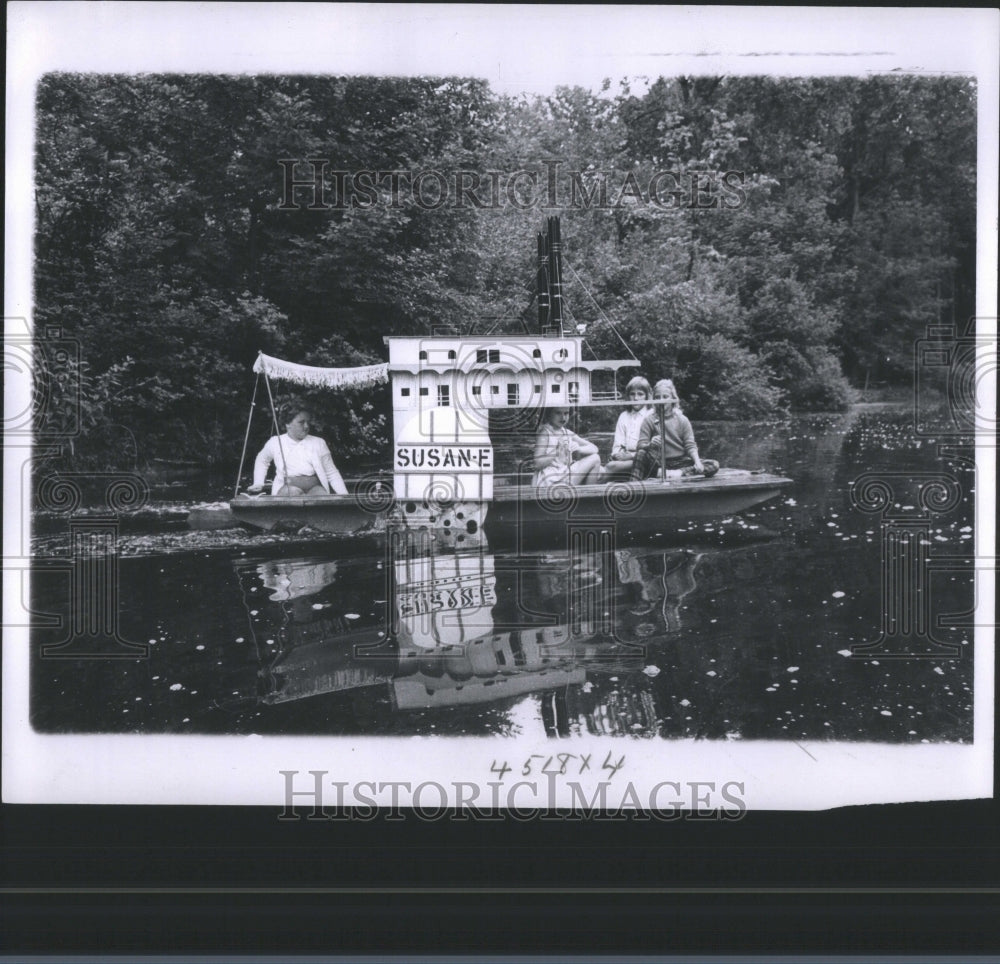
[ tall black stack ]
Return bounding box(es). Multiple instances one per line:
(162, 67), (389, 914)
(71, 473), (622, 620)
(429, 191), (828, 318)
(537, 216), (564, 336)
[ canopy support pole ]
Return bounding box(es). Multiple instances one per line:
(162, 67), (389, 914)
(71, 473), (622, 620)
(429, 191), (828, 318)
(234, 372), (261, 497)
(658, 403), (666, 481)
(261, 366), (287, 493)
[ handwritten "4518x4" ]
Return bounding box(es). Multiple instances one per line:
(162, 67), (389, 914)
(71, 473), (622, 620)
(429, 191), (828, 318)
(490, 752), (625, 780)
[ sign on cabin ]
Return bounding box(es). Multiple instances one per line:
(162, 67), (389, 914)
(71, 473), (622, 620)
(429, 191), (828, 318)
(394, 444), (493, 472)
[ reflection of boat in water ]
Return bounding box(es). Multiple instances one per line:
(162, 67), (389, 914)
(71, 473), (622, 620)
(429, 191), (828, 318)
(235, 527), (720, 717)
(230, 218), (791, 536)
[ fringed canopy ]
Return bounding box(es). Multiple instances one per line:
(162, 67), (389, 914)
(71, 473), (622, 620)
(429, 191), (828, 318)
(253, 353), (389, 390)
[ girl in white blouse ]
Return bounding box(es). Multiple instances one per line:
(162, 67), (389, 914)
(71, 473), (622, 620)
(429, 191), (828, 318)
(603, 376), (653, 478)
(248, 401), (348, 496)
(532, 408), (603, 487)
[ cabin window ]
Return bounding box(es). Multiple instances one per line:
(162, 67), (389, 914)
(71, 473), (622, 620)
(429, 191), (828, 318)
(419, 387), (429, 396)
(491, 384), (500, 395)
(532, 349), (541, 358)
(419, 350), (427, 360)
(507, 384), (519, 406)
(551, 384), (560, 393)
(471, 386), (481, 395)
(568, 381), (579, 402)
(476, 349), (487, 364)
(448, 350), (456, 359)
(400, 387), (410, 397)
(437, 385), (450, 407)
(533, 384), (541, 394)
(553, 348), (568, 362)
(489, 349), (500, 364)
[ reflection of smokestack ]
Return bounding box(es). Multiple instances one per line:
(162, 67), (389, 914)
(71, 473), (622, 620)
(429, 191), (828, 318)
(562, 676), (661, 737)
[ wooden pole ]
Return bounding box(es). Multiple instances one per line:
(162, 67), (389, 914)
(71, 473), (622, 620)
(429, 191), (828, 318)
(261, 364), (287, 493)
(234, 371), (261, 497)
(658, 401), (666, 481)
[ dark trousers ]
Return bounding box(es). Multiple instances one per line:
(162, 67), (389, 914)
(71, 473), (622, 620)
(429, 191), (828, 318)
(629, 446), (719, 481)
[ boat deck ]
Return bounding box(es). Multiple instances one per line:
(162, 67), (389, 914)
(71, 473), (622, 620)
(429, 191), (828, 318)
(228, 469), (792, 533)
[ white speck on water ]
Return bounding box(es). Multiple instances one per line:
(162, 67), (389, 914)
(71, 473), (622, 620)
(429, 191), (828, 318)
(195, 645), (205, 651)
(582, 681), (594, 693)
(250, 610), (258, 616)
(880, 710), (892, 716)
(148, 639), (156, 645)
(235, 637), (244, 643)
(787, 666), (799, 672)
(312, 603), (324, 610)
(642, 665), (661, 677)
(766, 687), (777, 693)
(679, 699), (690, 707)
(169, 683), (183, 691)
(345, 613), (360, 620)
(266, 639), (275, 645)
(706, 670), (717, 677)
(182, 718), (190, 723)
(832, 591), (845, 598)
(933, 666), (945, 675)
(837, 649), (852, 657)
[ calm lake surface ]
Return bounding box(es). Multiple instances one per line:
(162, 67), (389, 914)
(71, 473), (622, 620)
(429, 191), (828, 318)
(30, 406), (976, 741)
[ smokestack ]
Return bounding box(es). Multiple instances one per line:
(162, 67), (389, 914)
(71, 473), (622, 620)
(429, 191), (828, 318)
(537, 232), (549, 333)
(548, 216), (564, 335)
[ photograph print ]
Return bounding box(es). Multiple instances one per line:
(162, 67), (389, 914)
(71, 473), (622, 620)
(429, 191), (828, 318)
(4, 4), (996, 810)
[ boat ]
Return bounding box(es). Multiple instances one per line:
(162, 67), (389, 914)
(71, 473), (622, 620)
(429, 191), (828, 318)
(229, 217), (791, 535)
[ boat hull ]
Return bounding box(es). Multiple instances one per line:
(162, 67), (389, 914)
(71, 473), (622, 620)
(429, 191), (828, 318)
(228, 470), (791, 534)
(487, 471), (790, 531)
(229, 493), (381, 534)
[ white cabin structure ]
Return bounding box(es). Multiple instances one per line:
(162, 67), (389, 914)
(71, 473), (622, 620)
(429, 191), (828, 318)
(385, 334), (639, 504)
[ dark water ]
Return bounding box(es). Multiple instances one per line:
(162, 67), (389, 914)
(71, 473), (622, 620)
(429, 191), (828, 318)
(30, 406), (976, 741)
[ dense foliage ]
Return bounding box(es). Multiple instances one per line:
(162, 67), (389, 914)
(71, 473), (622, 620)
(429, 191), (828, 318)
(34, 74), (976, 469)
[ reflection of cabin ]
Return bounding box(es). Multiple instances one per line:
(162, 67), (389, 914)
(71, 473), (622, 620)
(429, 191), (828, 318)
(392, 627), (587, 710)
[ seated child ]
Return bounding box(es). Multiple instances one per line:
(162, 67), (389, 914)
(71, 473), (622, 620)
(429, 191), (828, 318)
(629, 379), (719, 481)
(533, 407), (603, 487)
(603, 376), (653, 478)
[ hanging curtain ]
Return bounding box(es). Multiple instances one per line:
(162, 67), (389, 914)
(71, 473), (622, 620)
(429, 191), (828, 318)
(253, 353), (389, 390)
